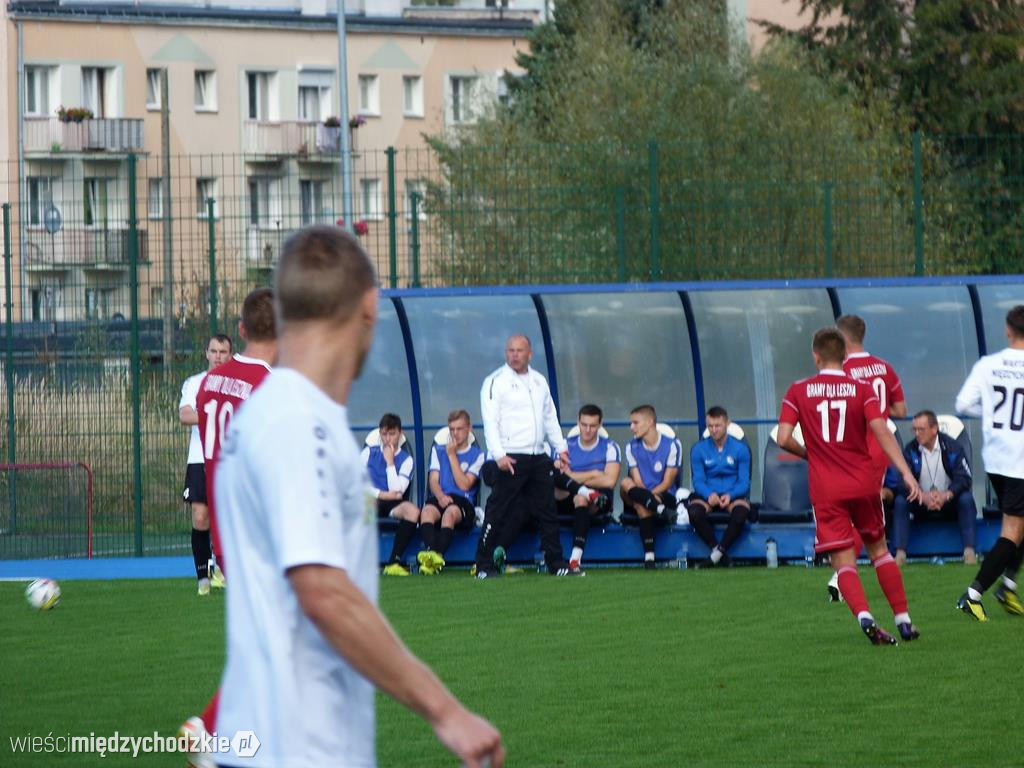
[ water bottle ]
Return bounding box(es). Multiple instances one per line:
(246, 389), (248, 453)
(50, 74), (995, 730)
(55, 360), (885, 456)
(766, 538), (778, 569)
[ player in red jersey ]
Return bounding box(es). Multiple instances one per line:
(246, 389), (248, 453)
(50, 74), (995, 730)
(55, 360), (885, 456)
(777, 327), (923, 645)
(196, 287), (277, 573)
(184, 287), (276, 767)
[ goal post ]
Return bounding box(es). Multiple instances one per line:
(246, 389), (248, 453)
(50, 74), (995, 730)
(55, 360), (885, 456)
(0, 462), (94, 559)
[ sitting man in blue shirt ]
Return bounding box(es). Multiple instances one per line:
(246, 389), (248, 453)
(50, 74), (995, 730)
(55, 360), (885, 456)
(620, 404), (683, 569)
(362, 412), (420, 576)
(687, 406), (752, 566)
(887, 409), (977, 567)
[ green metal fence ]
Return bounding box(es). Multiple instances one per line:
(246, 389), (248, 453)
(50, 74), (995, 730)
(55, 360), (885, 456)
(0, 132), (1021, 558)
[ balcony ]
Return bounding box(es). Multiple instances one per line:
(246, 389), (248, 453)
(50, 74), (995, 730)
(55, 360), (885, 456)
(242, 121), (342, 158)
(24, 118), (145, 154)
(23, 228), (149, 271)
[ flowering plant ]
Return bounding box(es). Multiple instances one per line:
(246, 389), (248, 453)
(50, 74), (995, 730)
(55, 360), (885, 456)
(336, 218), (370, 236)
(348, 115), (367, 129)
(57, 106), (94, 123)
(323, 116), (342, 127)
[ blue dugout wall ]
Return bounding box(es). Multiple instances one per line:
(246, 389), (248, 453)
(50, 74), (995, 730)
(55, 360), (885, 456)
(349, 275), (1024, 512)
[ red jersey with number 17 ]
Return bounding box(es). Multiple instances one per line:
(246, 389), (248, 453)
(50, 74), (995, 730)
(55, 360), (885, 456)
(780, 369), (884, 505)
(196, 354), (272, 558)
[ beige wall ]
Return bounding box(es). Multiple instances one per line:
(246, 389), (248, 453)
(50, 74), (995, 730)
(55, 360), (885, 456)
(745, 0), (831, 50)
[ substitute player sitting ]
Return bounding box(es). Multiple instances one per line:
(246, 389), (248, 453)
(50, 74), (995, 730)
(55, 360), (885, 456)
(363, 413), (420, 576)
(620, 404), (683, 569)
(777, 327), (922, 645)
(553, 404), (620, 573)
(687, 405), (751, 566)
(417, 409), (485, 575)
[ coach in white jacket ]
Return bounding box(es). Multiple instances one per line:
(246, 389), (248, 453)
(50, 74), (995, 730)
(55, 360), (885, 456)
(476, 334), (577, 577)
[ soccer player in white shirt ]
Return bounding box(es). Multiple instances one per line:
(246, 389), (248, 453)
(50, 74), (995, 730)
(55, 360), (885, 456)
(178, 333), (232, 595)
(213, 226), (503, 768)
(955, 305), (1024, 621)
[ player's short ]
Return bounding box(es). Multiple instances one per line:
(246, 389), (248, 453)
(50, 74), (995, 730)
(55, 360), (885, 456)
(182, 462), (207, 505)
(653, 490), (678, 509)
(813, 494), (884, 553)
(687, 494), (750, 511)
(377, 498), (405, 518)
(989, 473), (1024, 518)
(423, 494), (476, 530)
(556, 490), (613, 515)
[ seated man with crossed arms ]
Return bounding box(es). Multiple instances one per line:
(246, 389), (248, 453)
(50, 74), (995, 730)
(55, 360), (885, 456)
(687, 406), (752, 566)
(417, 409), (485, 575)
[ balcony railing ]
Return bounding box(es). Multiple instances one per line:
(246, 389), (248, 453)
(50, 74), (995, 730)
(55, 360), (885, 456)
(24, 118), (145, 153)
(23, 228), (148, 269)
(242, 121), (342, 156)
(246, 227), (294, 268)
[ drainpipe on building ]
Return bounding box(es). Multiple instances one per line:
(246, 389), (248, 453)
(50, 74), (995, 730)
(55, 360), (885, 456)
(16, 21), (25, 321)
(336, 0), (354, 235)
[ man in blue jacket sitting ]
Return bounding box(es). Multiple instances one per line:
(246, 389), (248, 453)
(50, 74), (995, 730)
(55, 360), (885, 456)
(888, 409), (977, 566)
(687, 406), (752, 565)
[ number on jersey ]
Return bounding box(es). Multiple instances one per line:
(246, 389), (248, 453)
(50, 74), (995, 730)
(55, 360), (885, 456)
(815, 399), (848, 442)
(202, 398), (235, 459)
(871, 377), (887, 414)
(993, 385), (1024, 431)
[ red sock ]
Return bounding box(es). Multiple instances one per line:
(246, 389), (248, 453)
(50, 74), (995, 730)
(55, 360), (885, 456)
(200, 689), (220, 732)
(872, 552), (908, 615)
(852, 530), (864, 557)
(837, 566), (870, 617)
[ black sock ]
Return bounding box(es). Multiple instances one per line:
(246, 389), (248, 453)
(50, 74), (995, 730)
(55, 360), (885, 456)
(687, 506), (718, 549)
(627, 487), (658, 511)
(436, 527), (454, 556)
(390, 520), (417, 563)
(638, 516), (657, 555)
(554, 471), (583, 496)
(720, 508), (748, 553)
(573, 506), (589, 550)
(420, 521), (437, 551)
(191, 528), (211, 580)
(972, 537), (1019, 594)
(1005, 541), (1024, 581)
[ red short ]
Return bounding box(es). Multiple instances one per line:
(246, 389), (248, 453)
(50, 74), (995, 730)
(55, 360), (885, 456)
(813, 494), (885, 553)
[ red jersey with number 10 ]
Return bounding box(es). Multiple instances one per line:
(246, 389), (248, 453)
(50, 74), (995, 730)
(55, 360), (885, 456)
(780, 370), (884, 505)
(196, 354), (272, 557)
(843, 352), (904, 470)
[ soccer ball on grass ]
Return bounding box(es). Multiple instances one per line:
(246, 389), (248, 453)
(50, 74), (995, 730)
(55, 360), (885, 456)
(25, 578), (61, 611)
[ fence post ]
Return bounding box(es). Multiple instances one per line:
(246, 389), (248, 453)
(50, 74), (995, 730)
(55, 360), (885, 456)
(3, 203), (17, 534)
(615, 187), (627, 282)
(127, 155), (144, 557)
(207, 198), (218, 335)
(648, 141), (661, 281)
(409, 192), (421, 289)
(913, 131), (924, 276)
(386, 147), (398, 289)
(823, 182), (834, 278)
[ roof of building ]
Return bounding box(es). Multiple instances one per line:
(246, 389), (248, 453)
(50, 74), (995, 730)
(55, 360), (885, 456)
(6, 0), (536, 35)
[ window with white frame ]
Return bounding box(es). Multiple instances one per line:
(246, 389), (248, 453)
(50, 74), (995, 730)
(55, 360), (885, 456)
(248, 177), (282, 228)
(404, 179), (427, 220)
(359, 178), (382, 221)
(146, 68), (163, 111)
(246, 71), (274, 121)
(298, 70), (333, 122)
(449, 75), (480, 125)
(27, 177), (53, 226)
(25, 66), (55, 117)
(299, 180), (325, 225)
(148, 178), (164, 220)
(83, 178), (109, 228)
(403, 75), (423, 118)
(196, 178), (218, 219)
(82, 67), (114, 118)
(357, 74), (380, 116)
(85, 286), (117, 320)
(194, 70), (217, 111)
(150, 286), (164, 317)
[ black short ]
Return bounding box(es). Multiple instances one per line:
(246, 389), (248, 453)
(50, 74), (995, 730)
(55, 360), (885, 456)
(423, 494), (476, 529)
(989, 473), (1024, 517)
(182, 463), (207, 504)
(377, 498), (405, 518)
(556, 491), (613, 516)
(687, 494), (750, 510)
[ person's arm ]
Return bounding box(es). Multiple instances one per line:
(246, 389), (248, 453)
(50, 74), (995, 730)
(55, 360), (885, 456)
(945, 439), (973, 497)
(180, 405), (198, 426)
(955, 361), (985, 417)
(289, 565), (504, 768)
(540, 379), (567, 456)
(889, 400), (907, 419)
(690, 443), (711, 499)
(447, 449), (476, 492)
(361, 447), (383, 499)
(730, 441), (751, 500)
(179, 376), (200, 426)
(775, 423), (806, 460)
(590, 455), (620, 491)
(650, 467), (678, 495)
(481, 373), (506, 461)
(387, 454), (413, 494)
(427, 470), (449, 506)
(868, 418), (922, 503)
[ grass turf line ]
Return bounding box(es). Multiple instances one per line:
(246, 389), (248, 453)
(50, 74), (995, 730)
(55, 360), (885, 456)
(2, 565), (1018, 767)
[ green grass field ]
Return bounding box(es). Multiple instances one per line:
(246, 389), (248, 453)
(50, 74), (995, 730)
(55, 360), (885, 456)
(2, 565), (1020, 767)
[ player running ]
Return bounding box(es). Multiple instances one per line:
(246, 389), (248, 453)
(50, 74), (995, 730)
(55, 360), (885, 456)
(777, 327), (922, 645)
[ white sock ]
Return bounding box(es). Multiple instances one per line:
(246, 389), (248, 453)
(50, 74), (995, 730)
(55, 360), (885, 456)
(710, 547), (723, 564)
(1004, 577), (1018, 591)
(967, 587), (983, 602)
(857, 611), (874, 623)
(894, 612), (911, 625)
(578, 485), (594, 498)
(570, 546), (583, 563)
(644, 552), (655, 562)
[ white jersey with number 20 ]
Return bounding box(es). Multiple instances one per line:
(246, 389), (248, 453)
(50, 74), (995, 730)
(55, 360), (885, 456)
(956, 346), (1024, 480)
